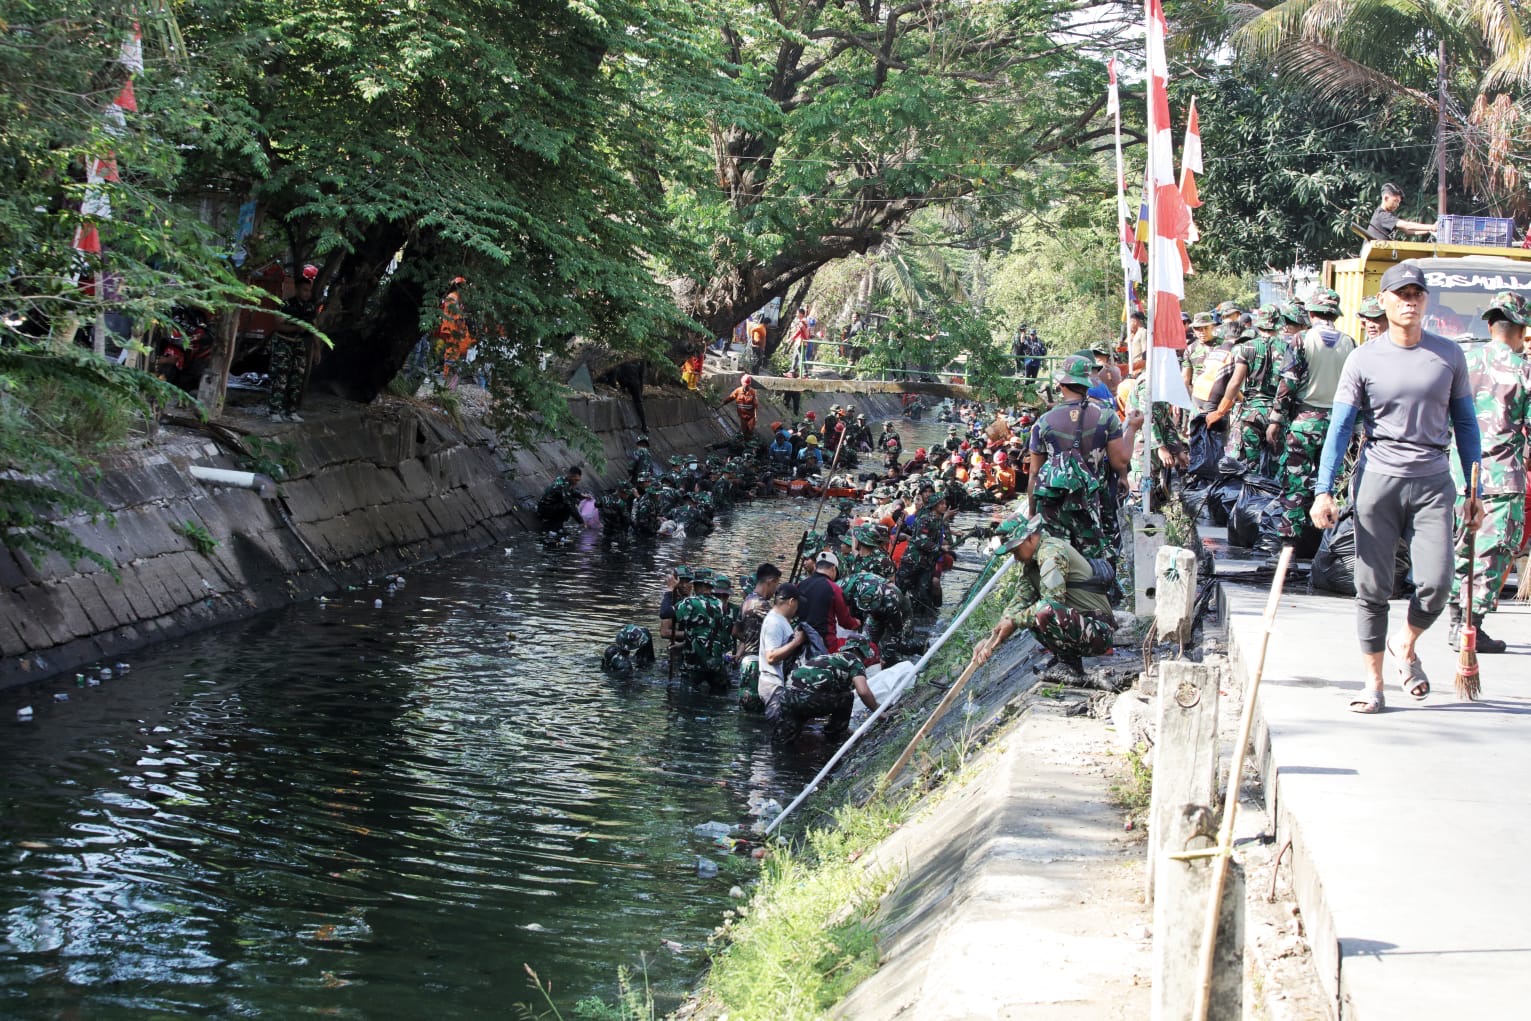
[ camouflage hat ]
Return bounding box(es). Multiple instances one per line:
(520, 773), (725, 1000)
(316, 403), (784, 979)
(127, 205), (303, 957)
(838, 498), (857, 511)
(1090, 339), (1115, 357)
(1274, 301), (1311, 328)
(1251, 303), (1280, 331)
(852, 523), (882, 546)
(840, 634), (874, 661)
(845, 405), (856, 414)
(711, 574), (733, 594)
(1481, 290), (1529, 326)
(1215, 300), (1243, 317)
(1357, 296), (1386, 321)
(691, 568), (713, 586)
(1305, 287), (1342, 317)
(998, 515), (1044, 554)
(675, 565), (694, 581)
(1190, 312), (1216, 328)
(1052, 354), (1095, 390)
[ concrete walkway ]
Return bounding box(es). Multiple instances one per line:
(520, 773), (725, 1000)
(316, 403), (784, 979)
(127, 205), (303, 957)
(1224, 582), (1531, 1020)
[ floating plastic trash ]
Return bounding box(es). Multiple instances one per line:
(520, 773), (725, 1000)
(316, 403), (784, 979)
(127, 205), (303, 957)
(53, 693), (68, 702)
(373, 599), (383, 609)
(697, 857), (719, 879)
(87, 678), (100, 687)
(99, 668), (112, 680)
(17, 707), (33, 721)
(692, 821), (732, 840)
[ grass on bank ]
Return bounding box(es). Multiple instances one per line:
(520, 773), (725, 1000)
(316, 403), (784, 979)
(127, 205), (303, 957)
(695, 794), (916, 1020)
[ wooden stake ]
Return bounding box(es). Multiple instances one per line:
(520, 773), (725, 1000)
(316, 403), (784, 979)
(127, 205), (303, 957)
(884, 649), (983, 785)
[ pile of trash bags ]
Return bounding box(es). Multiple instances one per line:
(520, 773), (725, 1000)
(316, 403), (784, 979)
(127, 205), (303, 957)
(1308, 507), (1414, 598)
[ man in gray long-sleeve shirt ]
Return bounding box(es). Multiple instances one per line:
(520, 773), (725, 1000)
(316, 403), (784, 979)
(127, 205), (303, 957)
(1311, 261), (1484, 713)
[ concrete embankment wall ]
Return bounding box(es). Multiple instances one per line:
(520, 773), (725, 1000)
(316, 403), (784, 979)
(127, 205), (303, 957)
(0, 384), (906, 689)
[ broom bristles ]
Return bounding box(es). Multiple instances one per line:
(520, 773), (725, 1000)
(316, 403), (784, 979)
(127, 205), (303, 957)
(1455, 626), (1481, 701)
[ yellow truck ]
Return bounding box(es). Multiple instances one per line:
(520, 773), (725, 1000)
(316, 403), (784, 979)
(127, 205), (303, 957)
(1322, 239), (1531, 340)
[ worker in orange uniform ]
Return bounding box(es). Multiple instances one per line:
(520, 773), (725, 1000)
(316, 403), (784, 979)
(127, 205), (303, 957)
(435, 276), (475, 389)
(718, 374), (760, 436)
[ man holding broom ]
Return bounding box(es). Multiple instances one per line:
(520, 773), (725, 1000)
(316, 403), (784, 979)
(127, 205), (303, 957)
(1308, 262), (1485, 713)
(972, 515), (1116, 670)
(1448, 291), (1530, 655)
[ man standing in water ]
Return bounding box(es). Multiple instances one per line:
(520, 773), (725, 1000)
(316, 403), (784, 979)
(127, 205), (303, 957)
(759, 583), (808, 721)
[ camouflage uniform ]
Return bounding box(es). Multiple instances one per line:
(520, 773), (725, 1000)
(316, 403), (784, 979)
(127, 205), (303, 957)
(735, 590), (772, 713)
(602, 624), (656, 677)
(673, 593), (732, 692)
(771, 650), (866, 743)
(894, 507), (949, 609)
(1000, 535), (1115, 661)
(1269, 315), (1355, 537)
(1226, 307), (1288, 469)
(630, 487), (664, 535)
(536, 476), (584, 530)
(627, 446), (657, 482)
(597, 486), (634, 533)
(1028, 398), (1122, 562)
(268, 291), (317, 416)
(1124, 374), (1187, 497)
(1451, 339), (1530, 615)
(842, 572), (915, 661)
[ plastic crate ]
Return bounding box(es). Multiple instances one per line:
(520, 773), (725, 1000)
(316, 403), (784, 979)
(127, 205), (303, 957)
(1438, 214), (1515, 247)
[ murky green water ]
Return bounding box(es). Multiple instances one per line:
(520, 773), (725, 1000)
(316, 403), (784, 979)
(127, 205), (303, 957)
(0, 419), (986, 1018)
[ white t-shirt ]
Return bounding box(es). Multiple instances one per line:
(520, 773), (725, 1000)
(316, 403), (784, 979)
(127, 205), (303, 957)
(758, 609), (796, 700)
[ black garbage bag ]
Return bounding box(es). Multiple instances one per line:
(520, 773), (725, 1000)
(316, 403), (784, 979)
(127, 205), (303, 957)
(1228, 473), (1282, 548)
(1308, 509), (1413, 597)
(1186, 417), (1221, 483)
(1204, 460), (1248, 528)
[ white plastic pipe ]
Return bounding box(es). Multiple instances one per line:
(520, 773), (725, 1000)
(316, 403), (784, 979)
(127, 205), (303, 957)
(763, 556), (1015, 836)
(189, 465), (278, 499)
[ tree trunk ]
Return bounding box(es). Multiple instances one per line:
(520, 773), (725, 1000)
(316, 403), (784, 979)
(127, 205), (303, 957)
(309, 222), (425, 402)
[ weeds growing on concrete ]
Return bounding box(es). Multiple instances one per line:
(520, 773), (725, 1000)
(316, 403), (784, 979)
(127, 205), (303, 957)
(174, 519), (219, 557)
(238, 435), (298, 481)
(1111, 743), (1153, 815)
(695, 795), (914, 1018)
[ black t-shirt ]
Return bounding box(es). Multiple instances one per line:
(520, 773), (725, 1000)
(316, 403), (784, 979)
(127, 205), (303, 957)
(794, 573), (835, 637)
(1368, 207), (1399, 240)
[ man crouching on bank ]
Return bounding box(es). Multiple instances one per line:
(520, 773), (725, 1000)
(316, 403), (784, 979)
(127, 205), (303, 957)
(973, 515), (1116, 671)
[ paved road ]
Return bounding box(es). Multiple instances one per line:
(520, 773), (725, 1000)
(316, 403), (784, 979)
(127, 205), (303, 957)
(1224, 582), (1531, 1020)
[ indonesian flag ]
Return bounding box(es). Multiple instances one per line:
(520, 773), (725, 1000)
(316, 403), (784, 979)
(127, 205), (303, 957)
(1108, 55), (1141, 283)
(1176, 97), (1202, 273)
(1145, 0), (1195, 409)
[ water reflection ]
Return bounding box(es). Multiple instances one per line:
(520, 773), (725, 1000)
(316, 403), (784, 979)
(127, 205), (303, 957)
(0, 418), (987, 1017)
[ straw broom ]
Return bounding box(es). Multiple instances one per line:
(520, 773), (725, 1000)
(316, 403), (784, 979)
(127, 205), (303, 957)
(1455, 465), (1482, 701)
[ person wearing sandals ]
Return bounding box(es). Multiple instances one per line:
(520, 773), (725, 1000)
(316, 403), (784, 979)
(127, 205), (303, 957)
(1309, 261), (1485, 713)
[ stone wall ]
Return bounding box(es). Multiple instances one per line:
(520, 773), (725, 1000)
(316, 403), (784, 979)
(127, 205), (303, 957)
(0, 384), (909, 689)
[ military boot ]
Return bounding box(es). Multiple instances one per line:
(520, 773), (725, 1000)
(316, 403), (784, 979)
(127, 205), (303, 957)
(1474, 613), (1508, 654)
(1447, 605), (1463, 652)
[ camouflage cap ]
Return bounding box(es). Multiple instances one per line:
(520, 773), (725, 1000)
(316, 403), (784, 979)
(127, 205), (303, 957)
(998, 515), (1044, 554)
(840, 634), (874, 661)
(711, 574), (733, 594)
(1358, 296), (1386, 321)
(1252, 303), (1280, 331)
(1215, 300), (1243, 317)
(691, 568), (713, 585)
(852, 523), (882, 546)
(1190, 312), (1216, 328)
(1052, 354), (1095, 390)
(1305, 287), (1342, 317)
(1090, 339), (1115, 357)
(1274, 301), (1311, 328)
(675, 565), (694, 581)
(1481, 290), (1529, 326)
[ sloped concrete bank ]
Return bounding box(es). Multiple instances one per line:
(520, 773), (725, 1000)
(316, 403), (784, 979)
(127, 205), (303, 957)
(0, 386), (906, 690)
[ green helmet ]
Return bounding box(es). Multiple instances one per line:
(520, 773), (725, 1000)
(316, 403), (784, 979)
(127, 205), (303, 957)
(1052, 354), (1094, 390)
(1481, 290), (1529, 326)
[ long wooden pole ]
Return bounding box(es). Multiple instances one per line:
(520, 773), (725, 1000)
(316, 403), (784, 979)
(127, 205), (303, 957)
(883, 650), (983, 785)
(1189, 544), (1293, 1021)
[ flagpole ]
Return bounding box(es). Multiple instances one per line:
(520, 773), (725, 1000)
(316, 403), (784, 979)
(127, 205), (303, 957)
(1142, 5), (1158, 516)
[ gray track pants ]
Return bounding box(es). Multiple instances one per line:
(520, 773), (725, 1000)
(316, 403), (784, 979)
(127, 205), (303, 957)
(1353, 470), (1456, 655)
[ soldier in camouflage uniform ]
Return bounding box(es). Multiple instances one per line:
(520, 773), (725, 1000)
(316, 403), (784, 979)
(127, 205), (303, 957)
(630, 474), (664, 535)
(1449, 291), (1530, 654)
(1211, 303), (1288, 469)
(672, 570), (733, 692)
(895, 485), (952, 611)
(627, 436), (656, 482)
(845, 523), (896, 578)
(597, 483), (635, 533)
(841, 571), (916, 663)
(537, 466), (587, 531)
(1266, 295), (1354, 540)
(972, 516), (1116, 667)
(771, 635), (878, 744)
(1027, 355), (1132, 563)
(602, 625), (656, 678)
(735, 564), (781, 713)
(1123, 370), (1187, 500)
(825, 499), (857, 543)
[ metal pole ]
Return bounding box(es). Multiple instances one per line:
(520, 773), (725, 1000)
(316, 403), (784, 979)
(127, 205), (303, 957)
(1142, 7), (1158, 516)
(1436, 39), (1448, 220)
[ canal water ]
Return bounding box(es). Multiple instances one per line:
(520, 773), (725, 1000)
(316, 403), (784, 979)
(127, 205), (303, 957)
(0, 418), (989, 1018)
